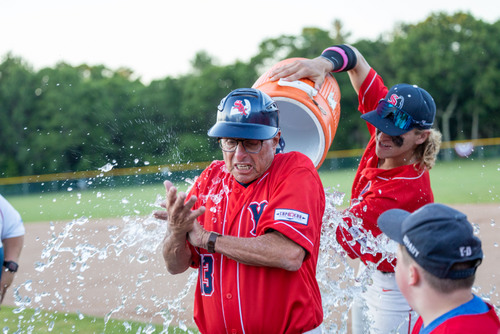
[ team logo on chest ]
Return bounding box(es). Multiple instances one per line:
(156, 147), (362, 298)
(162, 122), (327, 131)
(360, 181), (372, 196)
(247, 201), (268, 236)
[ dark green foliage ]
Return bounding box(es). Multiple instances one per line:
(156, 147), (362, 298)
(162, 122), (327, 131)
(1, 11), (499, 177)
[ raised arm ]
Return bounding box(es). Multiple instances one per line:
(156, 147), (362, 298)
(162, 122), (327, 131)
(270, 44), (373, 95)
(269, 56), (333, 90)
(345, 46), (371, 94)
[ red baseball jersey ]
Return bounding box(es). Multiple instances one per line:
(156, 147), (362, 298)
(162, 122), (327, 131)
(187, 151), (325, 334)
(336, 68), (434, 272)
(411, 295), (500, 333)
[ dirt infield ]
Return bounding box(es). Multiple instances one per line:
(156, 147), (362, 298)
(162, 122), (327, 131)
(3, 203), (499, 330)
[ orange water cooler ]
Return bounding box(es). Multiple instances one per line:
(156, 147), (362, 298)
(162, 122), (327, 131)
(252, 58), (341, 169)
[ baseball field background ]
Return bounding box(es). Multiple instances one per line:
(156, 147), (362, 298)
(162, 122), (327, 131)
(0, 155), (498, 333)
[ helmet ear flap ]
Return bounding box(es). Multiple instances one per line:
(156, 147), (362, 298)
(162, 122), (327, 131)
(277, 137), (286, 153)
(266, 101), (279, 112)
(217, 97), (227, 112)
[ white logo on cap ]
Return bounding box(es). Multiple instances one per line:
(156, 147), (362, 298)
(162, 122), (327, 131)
(403, 235), (420, 258)
(460, 246), (472, 257)
(230, 99), (251, 117)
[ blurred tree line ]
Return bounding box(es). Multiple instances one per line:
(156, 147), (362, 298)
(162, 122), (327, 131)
(1, 11), (499, 177)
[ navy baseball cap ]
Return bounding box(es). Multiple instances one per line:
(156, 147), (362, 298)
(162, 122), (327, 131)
(361, 83), (436, 136)
(378, 203), (483, 279)
(207, 88), (279, 140)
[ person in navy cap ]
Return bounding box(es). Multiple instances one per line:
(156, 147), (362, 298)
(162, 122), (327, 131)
(379, 203), (500, 333)
(271, 45), (442, 333)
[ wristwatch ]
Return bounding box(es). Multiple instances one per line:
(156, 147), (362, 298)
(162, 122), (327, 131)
(207, 232), (220, 253)
(3, 261), (19, 273)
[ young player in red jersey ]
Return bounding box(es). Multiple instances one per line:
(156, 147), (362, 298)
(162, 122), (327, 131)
(378, 203), (500, 334)
(156, 88), (325, 333)
(271, 45), (442, 333)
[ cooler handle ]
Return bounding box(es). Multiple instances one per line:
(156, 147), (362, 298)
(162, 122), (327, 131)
(278, 79), (318, 97)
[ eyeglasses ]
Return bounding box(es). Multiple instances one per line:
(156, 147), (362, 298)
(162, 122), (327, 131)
(376, 100), (432, 130)
(218, 138), (264, 154)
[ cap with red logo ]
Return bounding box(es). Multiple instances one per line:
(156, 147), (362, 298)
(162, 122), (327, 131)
(207, 88), (279, 140)
(361, 83), (436, 136)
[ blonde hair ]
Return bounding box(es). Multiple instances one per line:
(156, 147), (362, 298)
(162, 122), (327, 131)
(414, 128), (442, 170)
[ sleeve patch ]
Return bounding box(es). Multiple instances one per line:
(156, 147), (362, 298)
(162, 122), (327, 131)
(274, 209), (309, 225)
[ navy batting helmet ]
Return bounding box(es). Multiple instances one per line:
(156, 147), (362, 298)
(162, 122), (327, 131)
(207, 88), (279, 140)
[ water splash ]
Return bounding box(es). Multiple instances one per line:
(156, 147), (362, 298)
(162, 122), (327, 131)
(11, 203), (196, 332)
(7, 181), (498, 333)
(317, 187), (402, 333)
(317, 187), (363, 333)
(98, 162), (116, 173)
(10, 184), (385, 333)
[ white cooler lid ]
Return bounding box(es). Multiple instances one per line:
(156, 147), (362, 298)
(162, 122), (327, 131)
(274, 97), (325, 167)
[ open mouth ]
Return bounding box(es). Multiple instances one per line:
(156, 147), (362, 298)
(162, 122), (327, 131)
(378, 141), (392, 149)
(235, 164), (252, 171)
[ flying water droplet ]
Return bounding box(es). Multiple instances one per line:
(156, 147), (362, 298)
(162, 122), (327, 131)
(98, 163), (115, 173)
(47, 321), (54, 331)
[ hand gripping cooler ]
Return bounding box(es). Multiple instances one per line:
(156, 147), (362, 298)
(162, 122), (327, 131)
(252, 58), (341, 168)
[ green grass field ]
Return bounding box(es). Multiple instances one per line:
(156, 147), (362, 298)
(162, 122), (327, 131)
(7, 183), (169, 223)
(430, 157), (499, 203)
(0, 305), (194, 333)
(319, 157), (500, 206)
(5, 157), (500, 223)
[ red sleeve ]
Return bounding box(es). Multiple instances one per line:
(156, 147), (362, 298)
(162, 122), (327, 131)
(257, 154), (325, 258)
(357, 68), (389, 136)
(334, 69), (397, 270)
(336, 166), (433, 272)
(335, 195), (398, 272)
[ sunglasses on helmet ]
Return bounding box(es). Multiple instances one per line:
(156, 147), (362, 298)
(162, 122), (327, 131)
(376, 100), (432, 130)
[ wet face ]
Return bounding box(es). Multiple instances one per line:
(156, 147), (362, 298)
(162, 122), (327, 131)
(375, 128), (428, 169)
(222, 134), (280, 184)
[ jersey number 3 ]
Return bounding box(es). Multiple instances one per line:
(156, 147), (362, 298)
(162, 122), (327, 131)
(200, 255), (214, 296)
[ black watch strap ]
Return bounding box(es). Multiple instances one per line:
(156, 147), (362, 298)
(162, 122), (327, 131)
(3, 261), (19, 273)
(207, 232), (219, 253)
